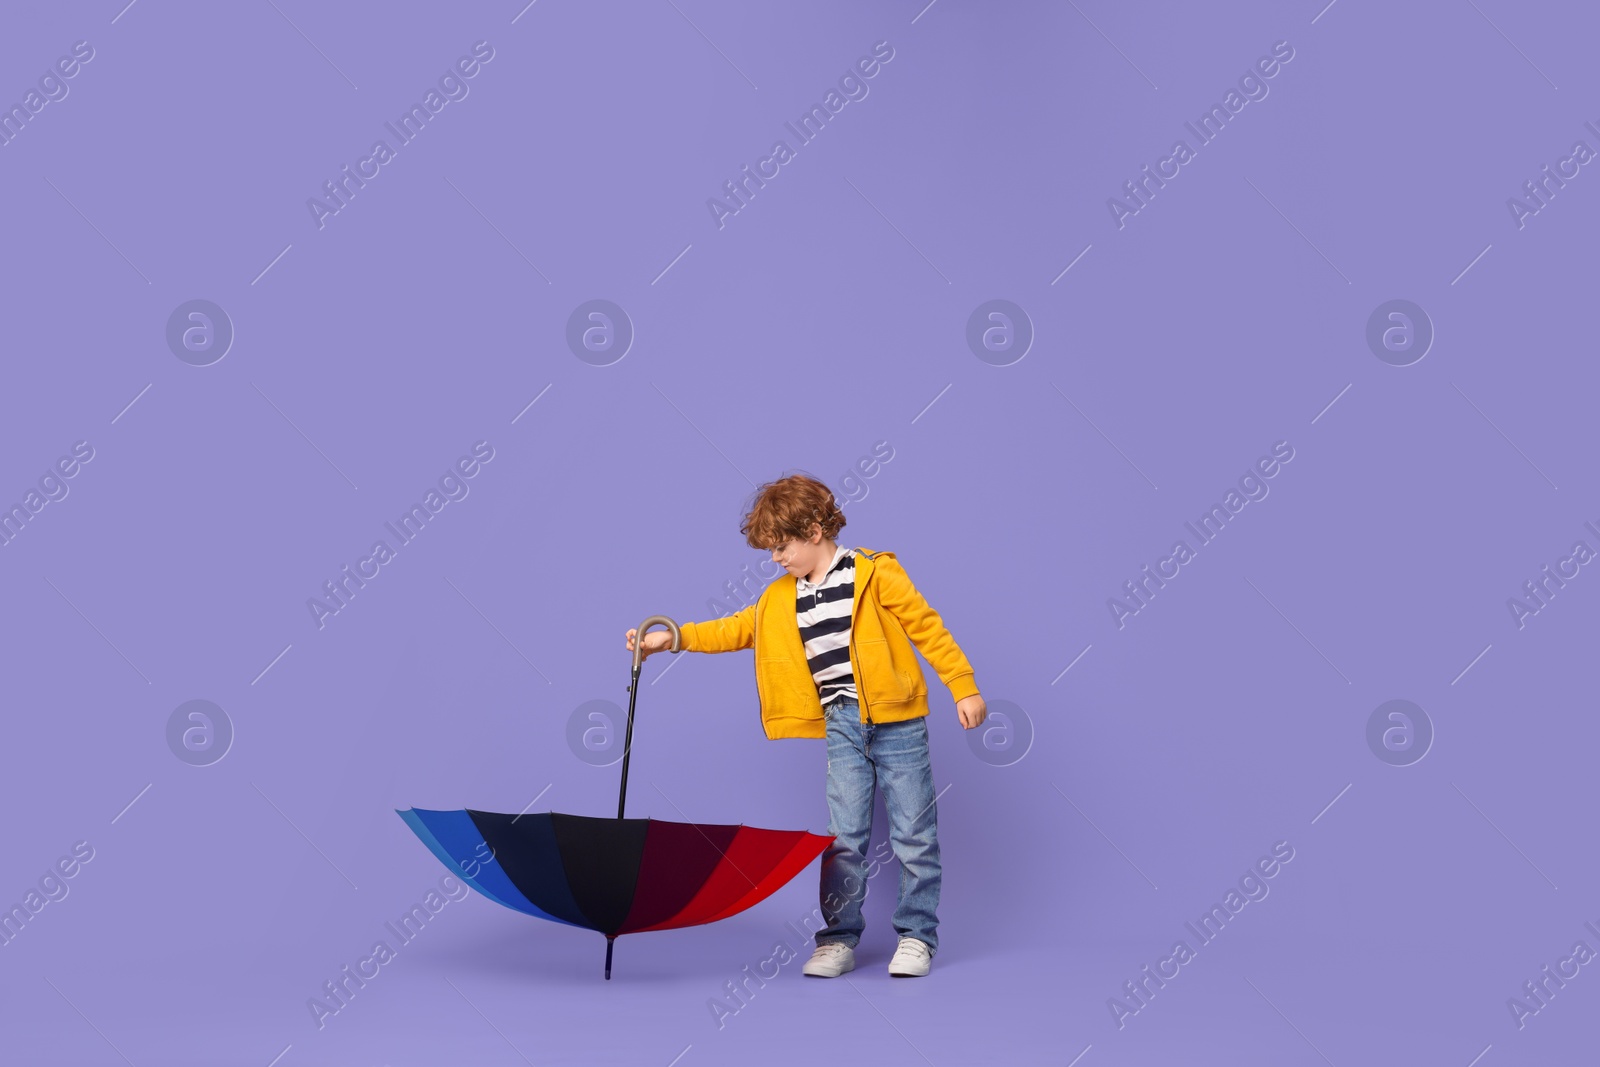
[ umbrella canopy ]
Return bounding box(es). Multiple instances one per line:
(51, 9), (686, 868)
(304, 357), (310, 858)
(398, 615), (833, 978)
(399, 809), (830, 932)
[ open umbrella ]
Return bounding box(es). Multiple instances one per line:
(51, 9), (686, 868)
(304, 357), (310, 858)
(398, 615), (833, 979)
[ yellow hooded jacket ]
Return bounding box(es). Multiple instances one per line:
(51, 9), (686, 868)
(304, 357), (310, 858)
(677, 547), (980, 740)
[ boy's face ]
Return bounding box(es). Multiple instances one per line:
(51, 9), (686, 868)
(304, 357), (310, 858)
(768, 525), (832, 580)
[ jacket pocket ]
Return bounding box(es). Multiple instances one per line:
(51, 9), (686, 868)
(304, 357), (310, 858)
(854, 638), (910, 703)
(882, 640), (922, 702)
(759, 659), (823, 721)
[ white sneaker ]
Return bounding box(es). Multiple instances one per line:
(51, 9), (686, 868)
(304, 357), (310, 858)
(888, 936), (931, 977)
(802, 941), (855, 977)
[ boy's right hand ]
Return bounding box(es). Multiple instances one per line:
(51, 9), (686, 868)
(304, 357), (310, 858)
(625, 628), (674, 659)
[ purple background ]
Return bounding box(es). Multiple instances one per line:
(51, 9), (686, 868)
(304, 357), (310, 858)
(2, 0), (1596, 1064)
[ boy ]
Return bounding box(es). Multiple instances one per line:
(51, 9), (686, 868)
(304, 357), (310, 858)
(625, 473), (986, 978)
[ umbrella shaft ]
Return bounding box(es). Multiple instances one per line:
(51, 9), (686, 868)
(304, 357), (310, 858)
(617, 666), (642, 819)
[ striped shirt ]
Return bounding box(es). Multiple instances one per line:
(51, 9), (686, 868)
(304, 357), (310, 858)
(795, 545), (858, 707)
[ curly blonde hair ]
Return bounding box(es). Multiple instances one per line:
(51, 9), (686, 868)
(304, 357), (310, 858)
(739, 472), (846, 550)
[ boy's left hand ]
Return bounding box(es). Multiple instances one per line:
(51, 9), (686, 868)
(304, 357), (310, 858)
(956, 694), (987, 730)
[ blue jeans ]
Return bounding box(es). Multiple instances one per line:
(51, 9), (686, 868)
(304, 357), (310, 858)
(815, 698), (941, 955)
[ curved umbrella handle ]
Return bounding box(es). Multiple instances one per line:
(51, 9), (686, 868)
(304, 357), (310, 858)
(618, 615), (680, 820)
(630, 614), (681, 674)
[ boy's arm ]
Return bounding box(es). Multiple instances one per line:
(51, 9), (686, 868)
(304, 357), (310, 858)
(678, 601), (756, 653)
(874, 555), (980, 702)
